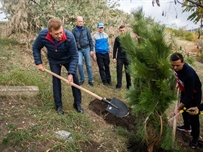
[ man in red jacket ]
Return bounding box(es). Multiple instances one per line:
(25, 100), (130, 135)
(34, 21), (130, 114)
(32, 18), (84, 115)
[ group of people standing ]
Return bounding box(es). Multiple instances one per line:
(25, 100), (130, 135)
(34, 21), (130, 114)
(72, 16), (131, 89)
(32, 16), (203, 150)
(32, 16), (131, 115)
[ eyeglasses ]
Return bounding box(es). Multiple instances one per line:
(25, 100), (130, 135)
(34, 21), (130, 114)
(99, 27), (104, 29)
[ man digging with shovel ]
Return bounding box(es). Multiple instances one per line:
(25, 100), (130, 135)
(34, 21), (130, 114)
(32, 18), (84, 115)
(170, 52), (202, 149)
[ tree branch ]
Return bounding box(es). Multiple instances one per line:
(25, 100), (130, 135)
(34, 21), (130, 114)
(177, 0), (203, 8)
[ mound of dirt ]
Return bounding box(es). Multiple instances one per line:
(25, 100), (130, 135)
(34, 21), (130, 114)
(88, 99), (136, 131)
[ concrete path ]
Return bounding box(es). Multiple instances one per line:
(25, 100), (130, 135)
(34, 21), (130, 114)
(0, 86), (39, 97)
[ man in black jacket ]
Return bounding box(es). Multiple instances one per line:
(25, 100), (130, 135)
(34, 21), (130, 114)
(32, 18), (84, 115)
(170, 52), (202, 149)
(113, 25), (131, 92)
(72, 16), (94, 86)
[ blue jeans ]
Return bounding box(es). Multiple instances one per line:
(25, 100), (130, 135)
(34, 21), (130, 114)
(49, 63), (82, 108)
(78, 47), (93, 83)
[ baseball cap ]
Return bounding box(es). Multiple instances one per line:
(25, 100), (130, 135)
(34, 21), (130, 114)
(97, 23), (104, 28)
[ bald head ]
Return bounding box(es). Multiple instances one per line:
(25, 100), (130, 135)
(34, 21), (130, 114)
(76, 16), (83, 27)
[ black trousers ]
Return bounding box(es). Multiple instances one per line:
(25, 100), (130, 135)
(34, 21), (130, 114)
(116, 57), (131, 89)
(49, 63), (81, 108)
(96, 52), (111, 84)
(181, 90), (202, 140)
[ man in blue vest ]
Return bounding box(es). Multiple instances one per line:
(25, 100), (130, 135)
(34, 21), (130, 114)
(92, 23), (112, 85)
(32, 18), (84, 115)
(72, 16), (94, 86)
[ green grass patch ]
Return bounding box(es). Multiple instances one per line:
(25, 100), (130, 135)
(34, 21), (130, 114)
(2, 124), (36, 146)
(0, 37), (20, 46)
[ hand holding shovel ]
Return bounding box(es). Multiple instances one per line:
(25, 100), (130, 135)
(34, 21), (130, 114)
(168, 107), (185, 122)
(187, 107), (203, 115)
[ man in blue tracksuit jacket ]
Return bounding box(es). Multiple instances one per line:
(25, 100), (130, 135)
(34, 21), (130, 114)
(92, 23), (112, 85)
(32, 18), (84, 115)
(170, 52), (202, 149)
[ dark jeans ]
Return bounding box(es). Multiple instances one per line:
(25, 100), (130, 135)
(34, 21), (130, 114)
(181, 90), (202, 140)
(116, 58), (131, 89)
(49, 63), (81, 108)
(96, 52), (111, 83)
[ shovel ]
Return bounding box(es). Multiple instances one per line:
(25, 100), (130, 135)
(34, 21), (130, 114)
(172, 88), (180, 146)
(44, 69), (129, 117)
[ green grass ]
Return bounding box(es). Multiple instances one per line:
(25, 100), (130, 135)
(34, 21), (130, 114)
(0, 37), (21, 46)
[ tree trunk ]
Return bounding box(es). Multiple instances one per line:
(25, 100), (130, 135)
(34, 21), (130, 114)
(147, 144), (154, 152)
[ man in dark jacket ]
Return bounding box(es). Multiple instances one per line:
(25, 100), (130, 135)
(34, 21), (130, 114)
(170, 52), (202, 149)
(32, 18), (84, 115)
(72, 16), (94, 86)
(113, 25), (131, 92)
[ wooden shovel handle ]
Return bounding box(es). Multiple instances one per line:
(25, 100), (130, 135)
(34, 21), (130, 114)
(172, 88), (180, 145)
(44, 69), (102, 100)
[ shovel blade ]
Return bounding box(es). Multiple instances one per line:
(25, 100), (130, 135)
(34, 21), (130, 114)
(105, 97), (129, 117)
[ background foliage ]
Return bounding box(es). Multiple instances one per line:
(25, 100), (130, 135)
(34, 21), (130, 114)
(0, 0), (131, 40)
